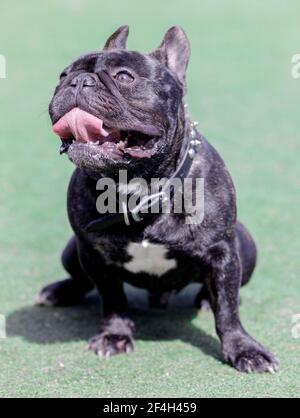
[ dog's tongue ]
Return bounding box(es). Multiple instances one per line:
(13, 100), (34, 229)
(52, 108), (109, 142)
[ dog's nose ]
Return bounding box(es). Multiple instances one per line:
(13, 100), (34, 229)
(70, 73), (97, 88)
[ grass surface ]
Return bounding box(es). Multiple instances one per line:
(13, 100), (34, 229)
(0, 0), (300, 398)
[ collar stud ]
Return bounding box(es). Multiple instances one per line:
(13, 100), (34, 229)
(188, 148), (196, 159)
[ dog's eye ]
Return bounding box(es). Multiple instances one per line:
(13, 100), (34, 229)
(114, 71), (134, 84)
(60, 72), (67, 80)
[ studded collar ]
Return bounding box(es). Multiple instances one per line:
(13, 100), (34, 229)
(85, 119), (202, 233)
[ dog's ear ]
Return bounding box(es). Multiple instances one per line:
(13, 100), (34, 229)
(150, 26), (190, 93)
(103, 25), (129, 50)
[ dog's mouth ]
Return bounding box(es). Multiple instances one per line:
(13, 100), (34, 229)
(52, 108), (159, 160)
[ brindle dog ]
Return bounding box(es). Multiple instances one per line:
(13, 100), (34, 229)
(37, 26), (278, 373)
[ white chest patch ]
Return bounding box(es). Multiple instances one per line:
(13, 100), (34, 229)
(124, 240), (177, 277)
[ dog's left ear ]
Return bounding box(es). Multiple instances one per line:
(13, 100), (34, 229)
(103, 25), (129, 50)
(150, 26), (190, 93)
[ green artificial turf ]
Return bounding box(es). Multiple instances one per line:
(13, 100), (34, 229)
(0, 0), (300, 398)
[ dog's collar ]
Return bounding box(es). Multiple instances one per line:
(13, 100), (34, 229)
(85, 121), (202, 233)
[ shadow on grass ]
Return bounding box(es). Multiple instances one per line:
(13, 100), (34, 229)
(6, 283), (223, 363)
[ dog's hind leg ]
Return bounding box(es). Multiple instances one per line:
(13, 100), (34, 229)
(36, 236), (93, 306)
(235, 221), (257, 287)
(195, 222), (257, 310)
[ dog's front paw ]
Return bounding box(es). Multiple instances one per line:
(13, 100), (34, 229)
(88, 332), (133, 357)
(88, 315), (134, 357)
(232, 348), (278, 374)
(224, 337), (279, 373)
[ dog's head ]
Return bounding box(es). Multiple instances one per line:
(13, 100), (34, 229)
(49, 26), (190, 178)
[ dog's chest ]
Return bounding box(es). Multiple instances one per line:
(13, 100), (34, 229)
(124, 240), (177, 276)
(94, 238), (177, 277)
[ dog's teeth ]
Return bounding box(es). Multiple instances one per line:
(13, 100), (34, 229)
(117, 140), (126, 149)
(59, 143), (69, 154)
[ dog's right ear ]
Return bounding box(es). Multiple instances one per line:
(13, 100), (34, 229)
(103, 25), (129, 50)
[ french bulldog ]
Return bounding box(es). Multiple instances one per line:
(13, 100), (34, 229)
(37, 25), (278, 373)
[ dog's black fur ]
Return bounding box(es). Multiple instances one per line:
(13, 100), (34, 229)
(38, 26), (278, 372)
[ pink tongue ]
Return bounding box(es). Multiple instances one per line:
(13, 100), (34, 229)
(52, 108), (108, 142)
